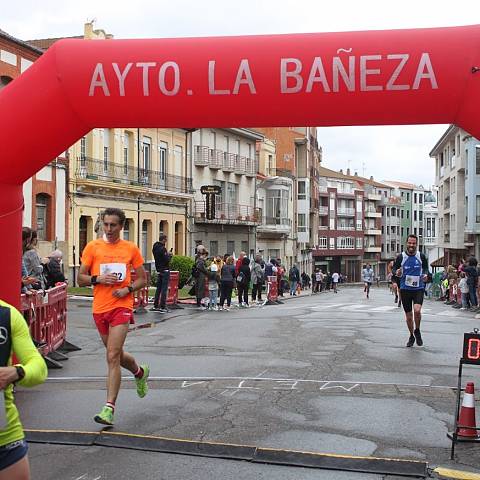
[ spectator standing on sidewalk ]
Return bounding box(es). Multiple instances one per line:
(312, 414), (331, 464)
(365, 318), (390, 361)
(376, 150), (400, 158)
(22, 228), (46, 290)
(219, 256), (235, 310)
(464, 257), (479, 310)
(276, 260), (285, 297)
(314, 269), (324, 293)
(43, 249), (66, 289)
(236, 256), (251, 307)
(251, 255), (265, 304)
(458, 272), (470, 310)
(151, 234), (172, 313)
(289, 264), (300, 295)
(331, 271), (340, 293)
(208, 264), (220, 310)
(235, 251), (246, 275)
(194, 250), (209, 308)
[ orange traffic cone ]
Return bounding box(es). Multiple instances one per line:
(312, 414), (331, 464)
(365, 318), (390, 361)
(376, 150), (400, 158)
(457, 382), (478, 438)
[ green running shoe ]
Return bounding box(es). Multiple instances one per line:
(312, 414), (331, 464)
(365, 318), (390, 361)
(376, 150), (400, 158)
(136, 364), (150, 398)
(94, 406), (114, 426)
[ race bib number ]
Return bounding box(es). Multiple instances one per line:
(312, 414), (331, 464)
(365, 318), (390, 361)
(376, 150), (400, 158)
(405, 275), (420, 287)
(100, 263), (127, 282)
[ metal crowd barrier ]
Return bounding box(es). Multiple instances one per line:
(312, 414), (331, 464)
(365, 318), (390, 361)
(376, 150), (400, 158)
(20, 283), (80, 368)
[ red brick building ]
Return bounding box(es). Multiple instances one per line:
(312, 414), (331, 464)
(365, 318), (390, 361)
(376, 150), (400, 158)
(0, 29), (68, 258)
(312, 167), (385, 282)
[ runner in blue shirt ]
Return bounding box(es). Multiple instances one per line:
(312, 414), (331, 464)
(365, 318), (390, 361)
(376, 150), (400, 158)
(392, 234), (429, 347)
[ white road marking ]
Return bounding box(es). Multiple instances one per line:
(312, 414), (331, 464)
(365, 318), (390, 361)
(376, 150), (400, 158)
(45, 376), (456, 390)
(339, 304), (369, 311)
(310, 304), (344, 310)
(370, 306), (398, 312)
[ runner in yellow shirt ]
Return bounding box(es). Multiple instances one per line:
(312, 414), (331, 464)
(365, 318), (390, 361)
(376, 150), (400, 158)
(0, 300), (47, 479)
(78, 208), (149, 426)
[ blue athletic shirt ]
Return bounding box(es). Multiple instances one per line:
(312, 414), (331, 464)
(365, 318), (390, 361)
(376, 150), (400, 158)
(392, 252), (429, 291)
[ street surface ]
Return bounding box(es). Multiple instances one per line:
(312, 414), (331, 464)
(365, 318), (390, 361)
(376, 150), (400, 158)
(18, 285), (480, 479)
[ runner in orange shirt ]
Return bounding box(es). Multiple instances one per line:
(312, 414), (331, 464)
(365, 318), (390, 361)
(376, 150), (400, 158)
(78, 208), (149, 426)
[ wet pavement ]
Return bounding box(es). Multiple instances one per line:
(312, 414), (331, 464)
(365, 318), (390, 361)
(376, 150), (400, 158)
(18, 286), (480, 479)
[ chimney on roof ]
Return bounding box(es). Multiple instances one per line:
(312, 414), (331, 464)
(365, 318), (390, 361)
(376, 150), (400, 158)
(339, 169), (343, 173)
(346, 168), (351, 176)
(354, 171), (358, 176)
(370, 176), (374, 180)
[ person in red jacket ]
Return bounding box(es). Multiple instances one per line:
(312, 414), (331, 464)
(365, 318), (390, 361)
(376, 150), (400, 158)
(235, 251), (246, 275)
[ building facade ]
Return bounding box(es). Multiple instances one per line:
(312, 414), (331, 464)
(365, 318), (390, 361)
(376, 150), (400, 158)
(313, 167), (365, 282)
(254, 127), (322, 274)
(430, 125), (477, 266)
(0, 28), (68, 259)
(423, 189), (443, 267)
(69, 127), (192, 278)
(430, 125), (474, 266)
(189, 128), (262, 257)
(256, 138), (295, 268)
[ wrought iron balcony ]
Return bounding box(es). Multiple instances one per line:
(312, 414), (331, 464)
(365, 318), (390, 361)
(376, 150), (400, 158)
(194, 201), (259, 224)
(76, 157), (193, 194)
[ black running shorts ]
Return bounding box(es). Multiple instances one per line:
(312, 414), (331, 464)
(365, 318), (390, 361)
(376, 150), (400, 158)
(400, 289), (424, 313)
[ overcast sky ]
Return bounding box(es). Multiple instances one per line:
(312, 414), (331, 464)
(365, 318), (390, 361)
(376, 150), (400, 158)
(3, 0), (478, 187)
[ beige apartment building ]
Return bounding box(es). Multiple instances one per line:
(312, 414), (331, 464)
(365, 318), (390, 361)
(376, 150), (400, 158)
(189, 128), (262, 257)
(256, 138), (295, 267)
(68, 128), (193, 277)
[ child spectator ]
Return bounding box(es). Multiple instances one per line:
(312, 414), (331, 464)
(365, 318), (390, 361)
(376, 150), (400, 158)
(208, 263), (219, 310)
(458, 272), (470, 310)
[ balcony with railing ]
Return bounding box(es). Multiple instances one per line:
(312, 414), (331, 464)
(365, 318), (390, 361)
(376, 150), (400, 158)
(235, 155), (256, 176)
(257, 216), (292, 234)
(318, 206), (329, 215)
(194, 201), (259, 224)
(76, 157), (193, 194)
(208, 149), (223, 169)
(194, 145), (256, 176)
(365, 208), (381, 217)
(223, 152), (236, 172)
(444, 232), (450, 243)
(337, 207), (355, 216)
(194, 145), (209, 166)
(337, 225), (355, 231)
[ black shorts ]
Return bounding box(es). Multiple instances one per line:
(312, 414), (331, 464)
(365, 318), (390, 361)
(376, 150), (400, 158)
(0, 440), (28, 471)
(400, 289), (424, 313)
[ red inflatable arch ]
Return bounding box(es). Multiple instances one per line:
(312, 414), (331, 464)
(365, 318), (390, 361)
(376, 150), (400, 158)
(1, 25), (479, 306)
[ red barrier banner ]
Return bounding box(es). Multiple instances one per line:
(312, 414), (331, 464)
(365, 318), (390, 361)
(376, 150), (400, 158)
(132, 271), (150, 312)
(167, 271), (179, 306)
(267, 276), (278, 303)
(20, 283), (68, 355)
